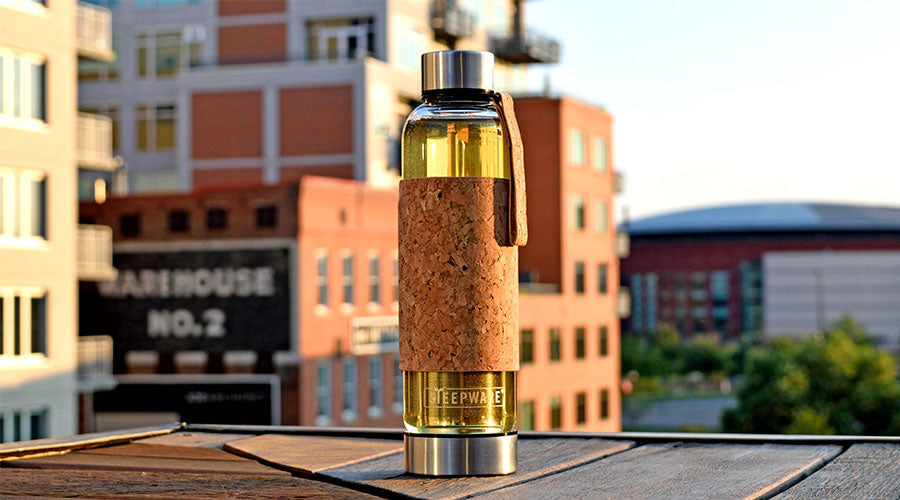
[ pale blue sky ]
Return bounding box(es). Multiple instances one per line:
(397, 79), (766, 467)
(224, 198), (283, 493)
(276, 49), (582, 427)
(525, 0), (900, 219)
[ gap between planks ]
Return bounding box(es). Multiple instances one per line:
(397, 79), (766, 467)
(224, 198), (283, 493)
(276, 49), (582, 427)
(758, 444), (848, 500)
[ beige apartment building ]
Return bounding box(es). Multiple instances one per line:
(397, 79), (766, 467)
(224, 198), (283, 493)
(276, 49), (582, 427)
(0, 0), (117, 442)
(76, 0), (559, 194)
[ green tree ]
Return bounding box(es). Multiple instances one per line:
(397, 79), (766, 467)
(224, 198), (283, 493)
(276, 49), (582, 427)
(722, 317), (900, 435)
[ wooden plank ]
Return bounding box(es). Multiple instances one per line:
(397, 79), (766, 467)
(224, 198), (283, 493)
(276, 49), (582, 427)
(774, 443), (900, 499)
(224, 434), (403, 475)
(0, 467), (377, 499)
(80, 442), (246, 461)
(3, 450), (289, 476)
(136, 431), (250, 449)
(0, 423), (182, 460)
(487, 442), (842, 500)
(322, 438), (634, 500)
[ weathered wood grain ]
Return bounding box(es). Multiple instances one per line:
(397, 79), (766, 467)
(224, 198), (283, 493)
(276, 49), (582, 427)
(0, 468), (375, 499)
(136, 431), (249, 449)
(321, 438), (634, 499)
(487, 442), (841, 500)
(81, 442), (246, 461)
(0, 423), (181, 460)
(3, 449), (288, 476)
(224, 434), (402, 475)
(775, 443), (900, 499)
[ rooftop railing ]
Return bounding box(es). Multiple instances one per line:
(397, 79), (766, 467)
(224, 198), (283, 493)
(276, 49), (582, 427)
(77, 112), (119, 171)
(431, 0), (475, 41)
(616, 231), (630, 259)
(77, 224), (117, 281)
(76, 2), (115, 62)
(491, 28), (561, 64)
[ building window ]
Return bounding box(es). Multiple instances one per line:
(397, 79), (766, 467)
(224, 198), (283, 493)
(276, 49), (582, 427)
(256, 205), (278, 228)
(646, 273), (658, 333)
(168, 210), (189, 232)
(549, 327), (561, 362)
(631, 273), (643, 334)
(574, 261), (585, 294)
(0, 288), (47, 358)
(393, 356), (402, 414)
(595, 200), (608, 233)
(206, 208), (227, 229)
(576, 392), (587, 425)
(599, 326), (608, 357)
(136, 28), (204, 78)
(316, 252), (328, 307)
(569, 129), (585, 166)
(593, 137), (608, 171)
(342, 253), (354, 306)
(0, 409), (45, 443)
(711, 270), (730, 334)
(397, 24), (426, 71)
(571, 195), (585, 230)
(599, 388), (610, 420)
(0, 414), (4, 443)
(575, 327), (585, 360)
(550, 396), (562, 429)
(136, 104), (175, 151)
(0, 168), (46, 242)
(597, 263), (609, 295)
(315, 360), (332, 425)
(341, 357), (357, 421)
(520, 328), (534, 364)
(368, 355), (382, 418)
(520, 400), (534, 431)
(29, 408), (47, 440)
(368, 253), (380, 304)
(308, 18), (375, 61)
(120, 213), (141, 237)
(0, 49), (46, 123)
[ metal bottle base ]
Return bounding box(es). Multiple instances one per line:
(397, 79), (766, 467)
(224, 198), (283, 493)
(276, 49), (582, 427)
(404, 431), (517, 476)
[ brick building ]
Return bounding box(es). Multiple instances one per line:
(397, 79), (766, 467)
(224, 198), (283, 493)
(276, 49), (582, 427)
(77, 0), (559, 195)
(79, 94), (624, 432)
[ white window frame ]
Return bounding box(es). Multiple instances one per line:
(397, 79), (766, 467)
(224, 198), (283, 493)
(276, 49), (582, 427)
(0, 286), (47, 365)
(595, 200), (608, 233)
(0, 406), (49, 443)
(367, 355), (383, 419)
(367, 250), (380, 310)
(593, 137), (608, 171)
(391, 251), (399, 311)
(571, 195), (585, 230)
(341, 356), (357, 422)
(392, 356), (403, 414)
(0, 167), (47, 247)
(0, 47), (47, 130)
(315, 249), (329, 314)
(340, 250), (355, 311)
(136, 103), (176, 152)
(135, 25), (205, 80)
(569, 128), (585, 166)
(314, 359), (332, 426)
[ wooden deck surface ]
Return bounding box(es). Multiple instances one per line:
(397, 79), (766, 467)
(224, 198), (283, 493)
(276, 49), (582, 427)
(2, 424), (899, 499)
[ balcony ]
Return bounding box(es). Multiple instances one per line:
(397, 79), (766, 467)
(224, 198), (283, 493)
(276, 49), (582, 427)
(613, 171), (624, 194)
(77, 112), (119, 171)
(431, 0), (475, 42)
(616, 231), (630, 258)
(76, 3), (115, 63)
(491, 29), (560, 64)
(617, 286), (631, 318)
(77, 335), (116, 392)
(77, 224), (117, 281)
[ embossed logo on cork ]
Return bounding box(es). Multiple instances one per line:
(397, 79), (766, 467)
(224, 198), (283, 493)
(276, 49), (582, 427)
(425, 387), (506, 408)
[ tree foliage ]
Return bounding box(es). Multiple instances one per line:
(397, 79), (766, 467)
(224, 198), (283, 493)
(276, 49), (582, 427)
(721, 317), (900, 435)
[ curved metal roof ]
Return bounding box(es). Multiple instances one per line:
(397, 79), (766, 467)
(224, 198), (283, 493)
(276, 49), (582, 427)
(624, 202), (900, 235)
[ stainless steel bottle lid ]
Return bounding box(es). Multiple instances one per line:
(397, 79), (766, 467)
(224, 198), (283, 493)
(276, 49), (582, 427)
(421, 50), (494, 93)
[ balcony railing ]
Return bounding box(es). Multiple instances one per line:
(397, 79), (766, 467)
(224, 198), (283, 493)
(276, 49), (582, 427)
(617, 286), (632, 318)
(614, 171), (625, 194)
(76, 2), (115, 62)
(616, 231), (631, 259)
(77, 112), (119, 171)
(78, 335), (117, 392)
(431, 0), (475, 41)
(77, 224), (117, 281)
(491, 29), (560, 64)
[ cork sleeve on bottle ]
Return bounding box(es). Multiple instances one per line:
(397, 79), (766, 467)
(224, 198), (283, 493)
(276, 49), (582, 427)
(398, 177), (519, 372)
